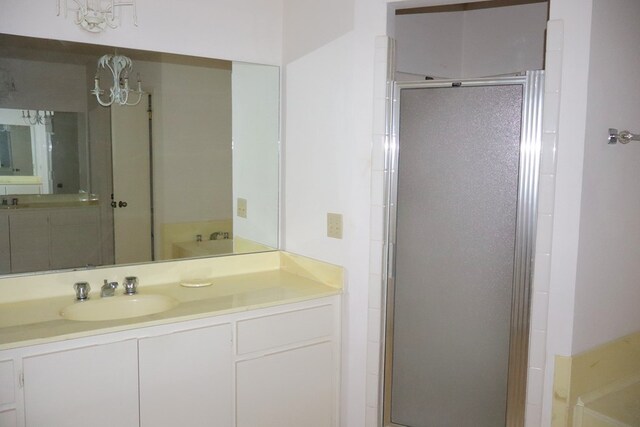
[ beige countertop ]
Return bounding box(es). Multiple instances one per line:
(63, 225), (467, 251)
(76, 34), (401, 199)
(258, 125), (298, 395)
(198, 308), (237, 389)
(0, 251), (342, 351)
(0, 200), (99, 210)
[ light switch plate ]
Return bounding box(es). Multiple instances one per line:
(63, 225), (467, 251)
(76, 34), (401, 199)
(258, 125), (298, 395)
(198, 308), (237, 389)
(237, 198), (247, 218)
(327, 213), (343, 239)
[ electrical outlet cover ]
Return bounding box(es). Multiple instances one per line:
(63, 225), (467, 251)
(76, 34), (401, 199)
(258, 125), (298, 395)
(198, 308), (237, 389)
(327, 213), (343, 239)
(237, 198), (247, 218)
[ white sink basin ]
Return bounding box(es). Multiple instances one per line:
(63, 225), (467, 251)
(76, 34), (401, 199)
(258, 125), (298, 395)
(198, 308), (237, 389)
(61, 294), (179, 321)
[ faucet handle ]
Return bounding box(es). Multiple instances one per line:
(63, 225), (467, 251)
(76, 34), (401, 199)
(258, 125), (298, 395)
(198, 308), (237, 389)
(123, 276), (138, 295)
(74, 282), (91, 301)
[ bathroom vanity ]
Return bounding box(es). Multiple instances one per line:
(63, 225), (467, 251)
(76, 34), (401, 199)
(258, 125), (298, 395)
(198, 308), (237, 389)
(0, 203), (101, 274)
(0, 251), (342, 427)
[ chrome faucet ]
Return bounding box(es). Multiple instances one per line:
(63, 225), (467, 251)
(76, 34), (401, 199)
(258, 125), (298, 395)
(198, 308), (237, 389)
(123, 276), (138, 295)
(101, 280), (118, 297)
(74, 282), (91, 301)
(210, 231), (229, 240)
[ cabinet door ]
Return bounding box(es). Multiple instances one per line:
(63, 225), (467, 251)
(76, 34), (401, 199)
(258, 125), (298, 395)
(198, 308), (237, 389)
(0, 410), (17, 427)
(23, 340), (139, 427)
(138, 324), (233, 427)
(0, 212), (9, 274)
(236, 341), (335, 427)
(8, 211), (49, 273)
(49, 207), (101, 269)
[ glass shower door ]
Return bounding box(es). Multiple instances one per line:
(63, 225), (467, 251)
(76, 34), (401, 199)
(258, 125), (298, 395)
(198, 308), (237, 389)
(389, 84), (525, 427)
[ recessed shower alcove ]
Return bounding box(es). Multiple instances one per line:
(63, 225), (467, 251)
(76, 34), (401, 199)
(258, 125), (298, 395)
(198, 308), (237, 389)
(383, 1), (549, 426)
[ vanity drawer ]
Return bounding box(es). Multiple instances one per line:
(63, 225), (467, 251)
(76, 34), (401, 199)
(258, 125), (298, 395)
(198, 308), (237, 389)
(236, 304), (334, 355)
(0, 359), (15, 405)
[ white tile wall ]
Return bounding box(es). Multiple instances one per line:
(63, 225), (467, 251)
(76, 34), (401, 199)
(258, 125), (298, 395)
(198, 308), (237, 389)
(533, 253), (552, 293)
(368, 241), (384, 276)
(540, 133), (558, 176)
(364, 35), (391, 427)
(531, 291), (551, 331)
(367, 308), (382, 343)
(529, 329), (548, 370)
(371, 135), (386, 172)
(368, 273), (382, 310)
(525, 403), (543, 427)
(524, 18), (564, 427)
(538, 174), (557, 214)
(365, 405), (379, 427)
(527, 367), (545, 406)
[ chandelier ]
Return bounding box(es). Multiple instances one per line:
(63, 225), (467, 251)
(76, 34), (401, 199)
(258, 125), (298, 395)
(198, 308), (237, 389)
(57, 0), (138, 33)
(91, 54), (144, 107)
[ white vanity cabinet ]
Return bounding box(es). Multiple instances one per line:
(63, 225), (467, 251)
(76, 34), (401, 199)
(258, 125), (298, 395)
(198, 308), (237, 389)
(0, 213), (10, 274)
(22, 340), (139, 427)
(236, 342), (335, 427)
(235, 303), (339, 427)
(4, 206), (101, 273)
(138, 324), (233, 427)
(0, 359), (17, 427)
(1, 295), (340, 427)
(48, 207), (101, 269)
(8, 211), (49, 274)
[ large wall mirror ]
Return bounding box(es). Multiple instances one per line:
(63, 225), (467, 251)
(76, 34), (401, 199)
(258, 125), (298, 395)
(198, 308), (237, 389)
(0, 33), (279, 276)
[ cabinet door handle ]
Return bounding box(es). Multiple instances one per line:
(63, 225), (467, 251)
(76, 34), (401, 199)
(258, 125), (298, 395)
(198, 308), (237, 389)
(111, 201), (117, 208)
(119, 201), (128, 208)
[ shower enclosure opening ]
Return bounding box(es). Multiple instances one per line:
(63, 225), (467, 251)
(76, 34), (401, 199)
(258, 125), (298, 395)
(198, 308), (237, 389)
(382, 71), (544, 427)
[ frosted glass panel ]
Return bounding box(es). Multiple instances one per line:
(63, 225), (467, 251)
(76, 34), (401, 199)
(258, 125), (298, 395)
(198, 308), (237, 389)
(391, 85), (523, 427)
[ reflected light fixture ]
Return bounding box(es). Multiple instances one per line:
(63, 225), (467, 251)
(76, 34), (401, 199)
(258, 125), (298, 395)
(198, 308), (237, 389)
(57, 0), (138, 33)
(0, 68), (16, 100)
(22, 110), (52, 126)
(92, 54), (144, 107)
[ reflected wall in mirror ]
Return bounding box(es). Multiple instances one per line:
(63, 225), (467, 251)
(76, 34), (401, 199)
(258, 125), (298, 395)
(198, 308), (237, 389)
(0, 34), (279, 275)
(0, 109), (87, 195)
(0, 123), (35, 176)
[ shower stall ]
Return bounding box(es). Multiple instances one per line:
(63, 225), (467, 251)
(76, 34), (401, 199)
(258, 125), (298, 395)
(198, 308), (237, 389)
(383, 71), (544, 426)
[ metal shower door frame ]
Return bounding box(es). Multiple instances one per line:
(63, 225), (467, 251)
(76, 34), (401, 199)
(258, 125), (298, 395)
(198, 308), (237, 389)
(381, 71), (544, 427)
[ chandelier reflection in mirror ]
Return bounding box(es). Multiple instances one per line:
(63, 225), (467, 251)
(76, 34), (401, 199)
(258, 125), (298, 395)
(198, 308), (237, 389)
(92, 54), (145, 107)
(57, 0), (138, 33)
(21, 110), (52, 126)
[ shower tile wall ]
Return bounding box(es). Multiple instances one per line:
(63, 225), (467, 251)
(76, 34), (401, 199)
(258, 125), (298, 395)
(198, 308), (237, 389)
(525, 19), (564, 427)
(365, 21), (564, 427)
(365, 35), (391, 427)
